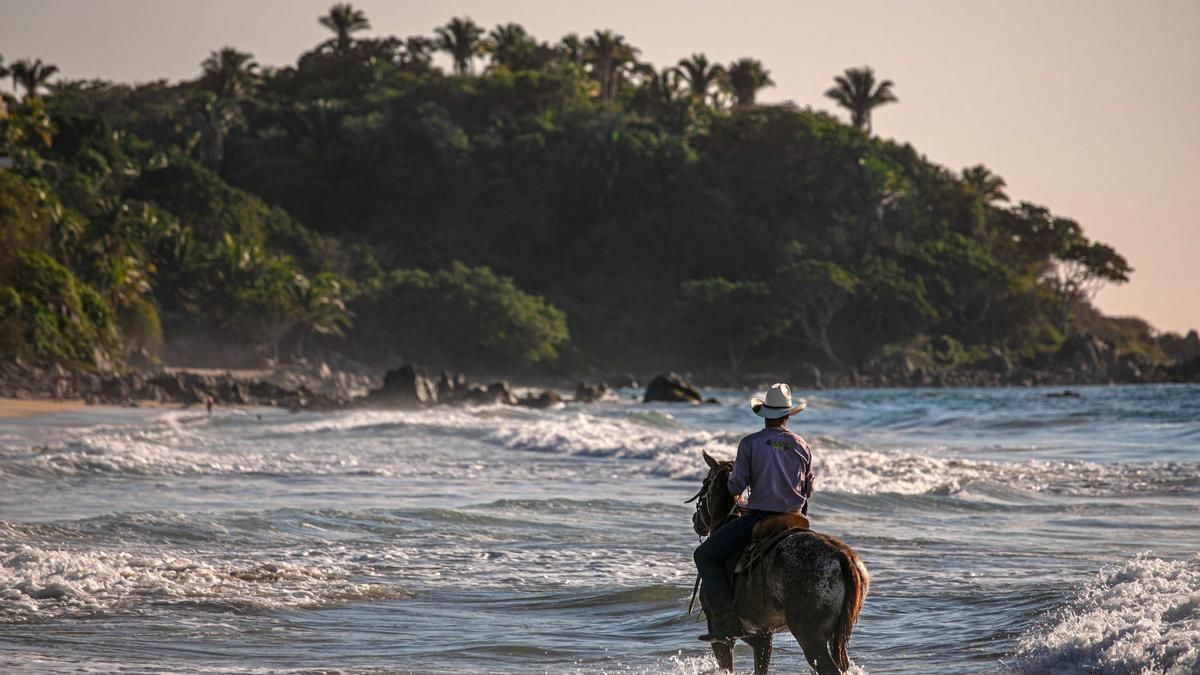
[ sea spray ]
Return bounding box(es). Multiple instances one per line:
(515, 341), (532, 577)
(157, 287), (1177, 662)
(1011, 553), (1200, 674)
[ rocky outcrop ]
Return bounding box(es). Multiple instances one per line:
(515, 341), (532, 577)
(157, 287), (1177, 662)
(0, 361), (338, 409)
(364, 364), (439, 407)
(573, 382), (611, 403)
(643, 373), (702, 404)
(518, 389), (564, 408)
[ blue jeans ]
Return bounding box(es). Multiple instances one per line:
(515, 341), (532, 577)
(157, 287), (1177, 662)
(693, 509), (774, 612)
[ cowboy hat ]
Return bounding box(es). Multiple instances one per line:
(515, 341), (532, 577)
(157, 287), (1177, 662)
(750, 382), (807, 419)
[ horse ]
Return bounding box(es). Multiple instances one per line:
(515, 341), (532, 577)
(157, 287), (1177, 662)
(686, 450), (869, 675)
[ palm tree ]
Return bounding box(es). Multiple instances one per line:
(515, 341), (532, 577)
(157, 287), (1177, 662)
(486, 23), (551, 71)
(319, 3), (370, 55)
(9, 58), (59, 100)
(200, 47), (259, 100)
(961, 165), (1009, 204)
(489, 23), (529, 57)
(725, 58), (773, 106)
(559, 33), (585, 68)
(824, 66), (897, 133)
(401, 36), (436, 67)
(582, 30), (639, 100)
(676, 53), (725, 106)
(189, 91), (241, 171)
(436, 17), (485, 75)
(630, 63), (693, 131)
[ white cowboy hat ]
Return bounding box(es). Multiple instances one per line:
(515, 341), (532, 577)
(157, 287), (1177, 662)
(750, 382), (807, 419)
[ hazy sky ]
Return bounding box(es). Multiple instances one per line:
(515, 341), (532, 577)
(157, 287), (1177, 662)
(2, 0), (1197, 332)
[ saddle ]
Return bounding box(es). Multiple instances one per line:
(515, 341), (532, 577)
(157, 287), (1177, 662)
(733, 512), (811, 574)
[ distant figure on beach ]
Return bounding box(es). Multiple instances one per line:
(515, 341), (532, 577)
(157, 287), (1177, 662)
(694, 382), (813, 642)
(205, 395), (214, 416)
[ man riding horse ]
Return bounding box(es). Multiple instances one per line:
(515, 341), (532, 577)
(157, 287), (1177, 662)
(694, 382), (813, 643)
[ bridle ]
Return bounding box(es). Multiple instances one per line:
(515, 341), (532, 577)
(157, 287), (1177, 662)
(684, 457), (736, 615)
(685, 460), (735, 538)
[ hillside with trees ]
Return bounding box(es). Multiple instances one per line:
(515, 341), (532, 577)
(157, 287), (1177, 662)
(2, 5), (1197, 384)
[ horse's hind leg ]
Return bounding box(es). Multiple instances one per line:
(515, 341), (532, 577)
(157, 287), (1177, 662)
(789, 622), (840, 675)
(710, 641), (734, 672)
(745, 633), (773, 675)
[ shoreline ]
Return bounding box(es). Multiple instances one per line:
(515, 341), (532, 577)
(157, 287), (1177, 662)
(0, 396), (198, 420)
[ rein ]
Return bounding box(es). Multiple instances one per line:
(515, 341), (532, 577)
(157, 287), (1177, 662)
(685, 462), (738, 615)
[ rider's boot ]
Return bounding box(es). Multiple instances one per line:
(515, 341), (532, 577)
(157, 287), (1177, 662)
(697, 610), (745, 643)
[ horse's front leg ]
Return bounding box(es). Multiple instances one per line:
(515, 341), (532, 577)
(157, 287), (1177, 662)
(744, 633), (773, 674)
(710, 640), (734, 672)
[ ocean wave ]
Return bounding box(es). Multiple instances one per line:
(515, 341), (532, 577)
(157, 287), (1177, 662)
(0, 542), (409, 623)
(1010, 553), (1200, 674)
(3, 405), (1196, 500)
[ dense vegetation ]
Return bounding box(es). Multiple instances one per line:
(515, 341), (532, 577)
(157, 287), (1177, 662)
(1, 6), (1193, 378)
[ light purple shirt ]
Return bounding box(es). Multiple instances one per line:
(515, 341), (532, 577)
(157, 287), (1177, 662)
(727, 427), (814, 514)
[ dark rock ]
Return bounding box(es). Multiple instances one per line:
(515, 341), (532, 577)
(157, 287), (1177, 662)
(518, 389), (564, 408)
(1109, 356), (1143, 383)
(643, 373), (702, 404)
(368, 363), (439, 407)
(1045, 390), (1081, 398)
(486, 381), (519, 406)
(573, 382), (610, 403)
(462, 385), (492, 405)
(1054, 334), (1116, 375)
(704, 397), (720, 405)
(436, 371), (468, 403)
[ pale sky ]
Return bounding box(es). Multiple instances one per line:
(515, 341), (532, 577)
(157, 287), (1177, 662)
(2, 0), (1197, 333)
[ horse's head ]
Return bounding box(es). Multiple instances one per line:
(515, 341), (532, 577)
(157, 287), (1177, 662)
(686, 450), (735, 537)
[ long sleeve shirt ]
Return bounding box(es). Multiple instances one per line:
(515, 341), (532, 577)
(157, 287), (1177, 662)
(727, 426), (814, 514)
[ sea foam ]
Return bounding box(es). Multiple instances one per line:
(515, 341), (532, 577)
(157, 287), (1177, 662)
(1011, 554), (1200, 674)
(0, 542), (408, 622)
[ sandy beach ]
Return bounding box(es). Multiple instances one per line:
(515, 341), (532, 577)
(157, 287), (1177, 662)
(0, 397), (194, 420)
(0, 397), (95, 419)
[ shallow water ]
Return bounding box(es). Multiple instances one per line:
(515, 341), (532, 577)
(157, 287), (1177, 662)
(1, 385), (1198, 673)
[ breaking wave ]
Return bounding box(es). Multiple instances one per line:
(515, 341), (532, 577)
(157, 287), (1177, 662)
(0, 541), (409, 623)
(1010, 554), (1200, 674)
(2, 406), (1195, 499)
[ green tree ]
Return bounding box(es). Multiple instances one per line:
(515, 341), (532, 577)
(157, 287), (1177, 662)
(725, 58), (773, 106)
(0, 251), (119, 369)
(367, 262), (569, 368)
(486, 23), (551, 71)
(401, 36), (436, 67)
(8, 58), (59, 100)
(583, 30), (639, 100)
(676, 53), (726, 106)
(187, 91), (241, 170)
(436, 17), (486, 75)
(775, 260), (861, 365)
(962, 164), (1008, 204)
(288, 271), (352, 357)
(200, 47), (260, 100)
(677, 277), (784, 373)
(824, 66), (897, 133)
(319, 3), (371, 55)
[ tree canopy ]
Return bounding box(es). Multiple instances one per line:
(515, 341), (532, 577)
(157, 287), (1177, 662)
(0, 8), (1167, 378)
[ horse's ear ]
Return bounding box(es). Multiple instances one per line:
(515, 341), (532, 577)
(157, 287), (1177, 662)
(702, 450), (720, 469)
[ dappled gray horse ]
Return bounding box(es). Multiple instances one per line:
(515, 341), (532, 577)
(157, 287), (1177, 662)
(688, 451), (869, 674)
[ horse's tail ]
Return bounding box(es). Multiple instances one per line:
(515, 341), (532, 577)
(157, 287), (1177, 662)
(830, 541), (869, 671)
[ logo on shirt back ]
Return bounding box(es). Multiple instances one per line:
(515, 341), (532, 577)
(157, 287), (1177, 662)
(767, 440), (792, 450)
